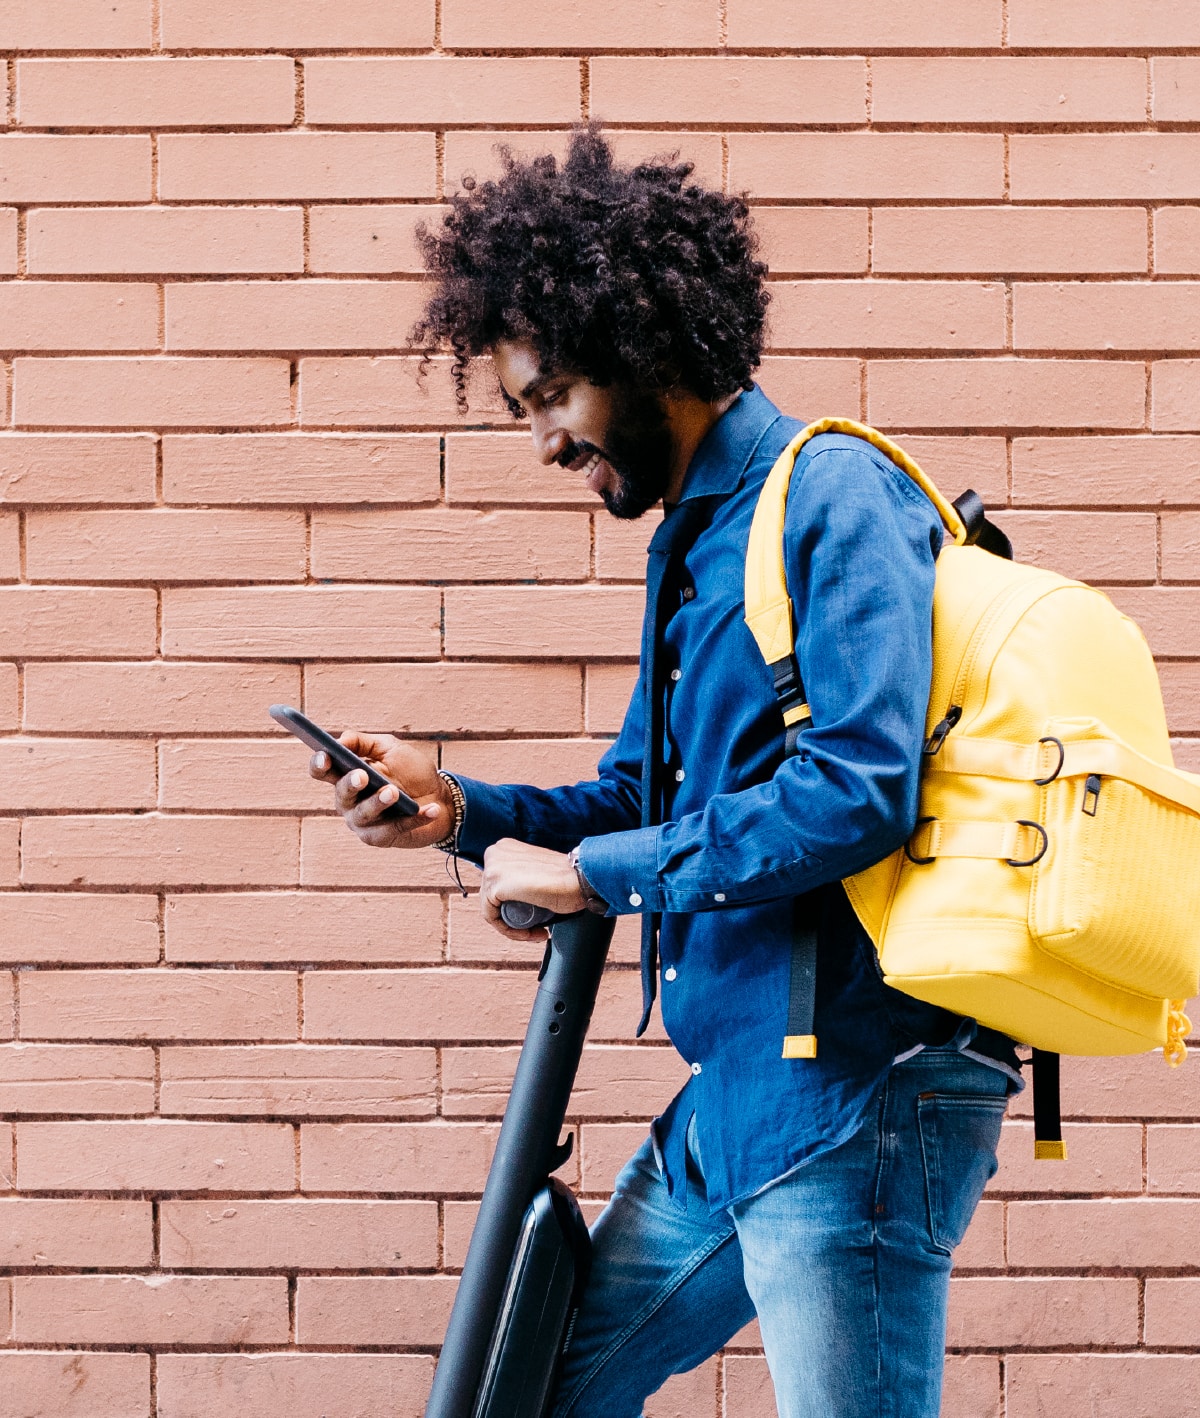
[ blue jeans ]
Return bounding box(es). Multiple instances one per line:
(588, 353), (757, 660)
(551, 1046), (1009, 1418)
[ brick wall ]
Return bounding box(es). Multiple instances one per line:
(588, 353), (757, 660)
(2, 3), (1199, 1415)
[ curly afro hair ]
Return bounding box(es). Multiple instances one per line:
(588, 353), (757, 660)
(413, 126), (770, 410)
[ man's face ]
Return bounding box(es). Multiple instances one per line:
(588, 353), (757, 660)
(492, 338), (676, 519)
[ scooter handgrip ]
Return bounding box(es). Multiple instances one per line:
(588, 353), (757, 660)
(500, 901), (558, 930)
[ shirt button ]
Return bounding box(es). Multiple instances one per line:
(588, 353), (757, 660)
(670, 668), (682, 682)
(664, 967), (677, 982)
(713, 892), (726, 902)
(674, 768), (686, 782)
(682, 587), (695, 601)
(691, 1061), (703, 1075)
(629, 892), (643, 907)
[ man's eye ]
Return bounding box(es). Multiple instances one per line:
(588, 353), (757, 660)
(544, 388), (567, 407)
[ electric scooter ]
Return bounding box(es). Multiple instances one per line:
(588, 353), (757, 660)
(424, 903), (616, 1418)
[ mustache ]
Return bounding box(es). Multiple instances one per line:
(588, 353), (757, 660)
(555, 439), (604, 470)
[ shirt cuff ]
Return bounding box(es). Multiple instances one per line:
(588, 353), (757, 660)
(450, 774), (514, 867)
(576, 827), (663, 914)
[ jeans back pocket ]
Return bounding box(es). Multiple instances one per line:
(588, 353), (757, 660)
(916, 1092), (1008, 1255)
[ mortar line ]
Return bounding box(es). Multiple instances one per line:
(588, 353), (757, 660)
(580, 58), (590, 122)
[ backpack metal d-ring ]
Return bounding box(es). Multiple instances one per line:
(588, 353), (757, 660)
(1007, 820), (1049, 868)
(1035, 736), (1065, 785)
(904, 817), (938, 865)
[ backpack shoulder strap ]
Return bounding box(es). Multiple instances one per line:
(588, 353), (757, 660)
(744, 417), (969, 753)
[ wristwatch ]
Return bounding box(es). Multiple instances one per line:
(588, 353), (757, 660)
(568, 846), (609, 915)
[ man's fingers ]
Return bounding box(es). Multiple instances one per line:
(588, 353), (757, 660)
(309, 750), (337, 782)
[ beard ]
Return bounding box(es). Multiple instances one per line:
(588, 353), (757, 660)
(558, 383), (676, 520)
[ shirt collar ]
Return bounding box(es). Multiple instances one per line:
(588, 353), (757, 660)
(674, 383), (787, 503)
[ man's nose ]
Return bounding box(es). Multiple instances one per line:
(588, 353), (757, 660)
(531, 414), (569, 466)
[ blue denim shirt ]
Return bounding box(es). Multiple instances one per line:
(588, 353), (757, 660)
(455, 386), (1020, 1211)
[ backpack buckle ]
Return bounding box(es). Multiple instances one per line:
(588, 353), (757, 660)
(923, 706), (962, 756)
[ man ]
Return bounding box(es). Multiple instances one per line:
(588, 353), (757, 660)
(309, 128), (1020, 1418)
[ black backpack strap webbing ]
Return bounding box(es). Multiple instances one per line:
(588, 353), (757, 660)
(782, 908), (818, 1060)
(1032, 1048), (1067, 1160)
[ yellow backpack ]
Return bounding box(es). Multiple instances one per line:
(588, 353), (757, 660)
(746, 418), (1200, 1157)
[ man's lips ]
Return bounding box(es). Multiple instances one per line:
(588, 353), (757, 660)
(562, 447), (610, 494)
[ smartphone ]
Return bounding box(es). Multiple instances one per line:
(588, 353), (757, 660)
(269, 704), (421, 820)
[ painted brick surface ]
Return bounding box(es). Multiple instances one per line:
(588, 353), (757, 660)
(1, 16), (1198, 1418)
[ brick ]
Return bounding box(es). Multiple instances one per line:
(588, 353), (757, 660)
(17, 58), (296, 128)
(1, 0), (152, 48)
(162, 587), (441, 659)
(20, 968), (297, 1042)
(1008, 1198), (1200, 1268)
(1148, 1124), (1200, 1192)
(303, 969), (539, 1044)
(1171, 738), (1200, 772)
(0, 281), (157, 354)
(1008, 1051), (1200, 1121)
(1007, 1355), (1200, 1418)
(1109, 588), (1200, 657)
(874, 207), (1148, 277)
(306, 662), (583, 736)
(162, 1197), (436, 1270)
(728, 134), (1004, 201)
(446, 433), (593, 506)
(0, 208), (15, 275)
(1163, 513), (1200, 581)
(444, 131), (725, 196)
(1009, 0), (1200, 48)
(447, 894), (640, 967)
(310, 204), (446, 276)
(874, 58), (1146, 125)
(0, 1122), (10, 1188)
(15, 356), (292, 429)
(16, 1120), (294, 1191)
(162, 0), (435, 49)
(160, 741), (331, 812)
(29, 207), (304, 276)
(17, 1274), (289, 1345)
(990, 511), (1156, 583)
(947, 1277), (1137, 1349)
(301, 356), (510, 428)
(444, 587), (643, 659)
(0, 662), (15, 731)
(305, 57), (578, 126)
(0, 894), (159, 965)
(1161, 665), (1200, 734)
(0, 513), (18, 580)
(0, 972), (11, 1041)
(301, 1121), (498, 1192)
(1013, 135), (1200, 202)
(1145, 1278), (1200, 1346)
(157, 1354), (433, 1418)
(0, 1199), (152, 1267)
(0, 587), (155, 657)
(727, 0), (1000, 47)
(722, 1355), (775, 1417)
(591, 57), (864, 125)
(1018, 283), (1200, 353)
(21, 815), (299, 888)
(580, 1121), (648, 1194)
(159, 133), (435, 201)
(769, 280), (1004, 353)
(312, 509), (590, 582)
(1013, 435), (1200, 508)
(166, 891), (443, 965)
(297, 1274), (454, 1345)
(586, 663), (638, 734)
(1154, 58), (1200, 122)
(0, 1353), (149, 1418)
(0, 434), (156, 503)
(167, 280), (427, 354)
(0, 1042), (153, 1112)
(27, 509), (305, 583)
(645, 1362), (719, 1418)
(443, 0), (715, 47)
(442, 1043), (685, 1119)
(1152, 360), (1200, 432)
(940, 1356), (1002, 1418)
(300, 817), (471, 891)
(752, 208), (868, 276)
(161, 1044), (435, 1117)
(755, 357), (863, 423)
(869, 359), (1145, 431)
(25, 662), (301, 735)
(165, 433), (439, 505)
(442, 738), (607, 788)
(989, 1122), (1144, 1195)
(955, 1198), (1005, 1270)
(1155, 208), (1200, 276)
(0, 822), (17, 888)
(596, 510), (660, 581)
(0, 135), (151, 202)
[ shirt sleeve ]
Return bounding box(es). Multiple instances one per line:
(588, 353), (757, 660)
(576, 439), (943, 914)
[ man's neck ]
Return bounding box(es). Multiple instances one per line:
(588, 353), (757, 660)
(662, 388), (742, 504)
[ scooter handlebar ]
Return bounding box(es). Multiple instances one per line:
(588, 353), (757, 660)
(499, 901), (560, 930)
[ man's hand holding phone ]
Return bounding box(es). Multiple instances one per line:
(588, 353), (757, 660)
(307, 729), (452, 849)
